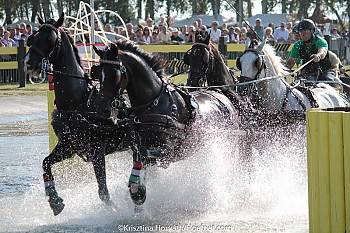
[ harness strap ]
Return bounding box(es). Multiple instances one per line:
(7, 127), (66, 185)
(135, 114), (186, 130)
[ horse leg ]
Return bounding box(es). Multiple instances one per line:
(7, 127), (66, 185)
(42, 142), (73, 216)
(91, 142), (111, 204)
(128, 148), (147, 206)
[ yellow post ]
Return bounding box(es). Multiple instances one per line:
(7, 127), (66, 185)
(307, 109), (348, 233)
(307, 110), (321, 233)
(343, 112), (350, 233)
(328, 112), (345, 233)
(317, 111), (331, 233)
(47, 90), (57, 152)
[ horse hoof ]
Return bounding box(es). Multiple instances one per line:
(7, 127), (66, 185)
(99, 192), (111, 204)
(49, 196), (65, 216)
(129, 183), (146, 206)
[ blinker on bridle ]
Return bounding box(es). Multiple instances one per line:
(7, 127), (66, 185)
(28, 24), (62, 79)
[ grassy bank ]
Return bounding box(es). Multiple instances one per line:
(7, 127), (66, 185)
(0, 83), (48, 96)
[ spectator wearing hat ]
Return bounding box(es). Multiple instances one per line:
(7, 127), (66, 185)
(170, 28), (184, 43)
(228, 26), (239, 43)
(14, 25), (21, 41)
(208, 21), (221, 43)
(0, 31), (15, 47)
(265, 27), (276, 46)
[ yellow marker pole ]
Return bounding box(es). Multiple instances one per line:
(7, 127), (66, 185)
(47, 74), (57, 152)
(307, 109), (321, 233)
(343, 112), (350, 233)
(317, 111), (331, 233)
(328, 112), (346, 233)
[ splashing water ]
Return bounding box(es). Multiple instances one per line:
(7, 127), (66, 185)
(0, 108), (308, 232)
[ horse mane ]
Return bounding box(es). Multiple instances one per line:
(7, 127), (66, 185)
(39, 24), (82, 68)
(61, 30), (82, 68)
(262, 43), (289, 76)
(209, 41), (226, 64)
(115, 40), (166, 79)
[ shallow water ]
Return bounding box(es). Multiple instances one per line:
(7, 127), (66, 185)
(0, 96), (308, 233)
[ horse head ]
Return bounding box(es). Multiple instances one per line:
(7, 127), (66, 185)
(25, 13), (65, 76)
(93, 43), (126, 99)
(185, 30), (235, 87)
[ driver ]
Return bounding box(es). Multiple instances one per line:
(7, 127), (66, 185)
(286, 19), (341, 88)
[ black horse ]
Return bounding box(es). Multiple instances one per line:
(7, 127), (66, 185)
(93, 41), (239, 207)
(184, 31), (237, 88)
(24, 13), (127, 215)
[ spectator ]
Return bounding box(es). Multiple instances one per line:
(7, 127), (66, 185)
(208, 21), (221, 43)
(134, 27), (145, 43)
(273, 22), (289, 43)
(227, 26), (239, 43)
(142, 26), (152, 44)
(19, 23), (26, 35)
(158, 24), (171, 43)
(25, 24), (33, 36)
(14, 25), (21, 40)
(104, 23), (115, 42)
(221, 23), (228, 31)
(151, 30), (159, 43)
(239, 27), (248, 44)
(192, 20), (199, 31)
(179, 25), (188, 41)
(265, 27), (276, 46)
(331, 28), (341, 38)
(196, 18), (203, 29)
(0, 31), (15, 47)
(170, 28), (184, 43)
(254, 18), (264, 40)
(8, 27), (19, 46)
(221, 28), (229, 42)
(187, 25), (196, 43)
(126, 23), (135, 41)
(268, 22), (275, 33)
(146, 17), (154, 29)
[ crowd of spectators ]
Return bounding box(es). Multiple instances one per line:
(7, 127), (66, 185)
(87, 16), (350, 47)
(1, 15), (350, 48)
(0, 23), (33, 47)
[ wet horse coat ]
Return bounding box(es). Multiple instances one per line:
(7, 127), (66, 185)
(24, 13), (127, 215)
(94, 41), (239, 207)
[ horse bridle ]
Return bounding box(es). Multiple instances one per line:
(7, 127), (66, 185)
(99, 58), (128, 109)
(28, 24), (62, 71)
(28, 24), (90, 82)
(185, 43), (215, 86)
